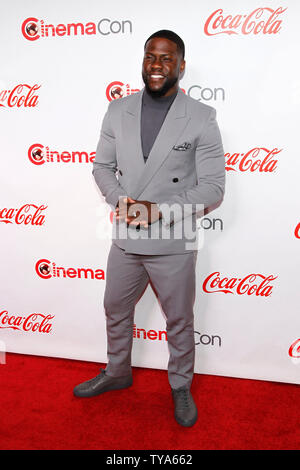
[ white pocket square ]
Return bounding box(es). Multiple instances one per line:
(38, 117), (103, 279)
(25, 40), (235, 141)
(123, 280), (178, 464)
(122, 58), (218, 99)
(173, 142), (192, 151)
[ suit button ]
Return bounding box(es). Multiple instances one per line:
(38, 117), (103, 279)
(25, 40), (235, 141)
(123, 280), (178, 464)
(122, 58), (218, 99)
(172, 177), (179, 183)
(119, 170), (123, 176)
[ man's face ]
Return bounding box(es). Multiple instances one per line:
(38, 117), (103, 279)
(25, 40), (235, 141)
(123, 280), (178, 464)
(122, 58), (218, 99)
(142, 37), (185, 97)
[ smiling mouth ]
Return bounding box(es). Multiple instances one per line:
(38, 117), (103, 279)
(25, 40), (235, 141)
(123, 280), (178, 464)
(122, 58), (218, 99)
(149, 74), (165, 80)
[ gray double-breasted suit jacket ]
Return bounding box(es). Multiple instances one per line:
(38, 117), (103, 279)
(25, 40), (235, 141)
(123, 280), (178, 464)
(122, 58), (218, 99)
(93, 87), (225, 255)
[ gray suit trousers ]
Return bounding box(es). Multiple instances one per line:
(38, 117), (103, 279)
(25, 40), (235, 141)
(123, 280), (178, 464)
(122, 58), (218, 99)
(103, 242), (197, 390)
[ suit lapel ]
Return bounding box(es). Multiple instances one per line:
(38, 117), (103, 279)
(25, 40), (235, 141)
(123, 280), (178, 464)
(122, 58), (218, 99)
(122, 87), (190, 199)
(121, 89), (145, 181)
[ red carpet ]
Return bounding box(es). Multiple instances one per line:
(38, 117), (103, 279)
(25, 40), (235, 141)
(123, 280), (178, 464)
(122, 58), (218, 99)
(1, 352), (299, 450)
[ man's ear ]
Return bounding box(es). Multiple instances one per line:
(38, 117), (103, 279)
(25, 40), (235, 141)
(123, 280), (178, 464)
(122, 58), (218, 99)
(180, 59), (186, 74)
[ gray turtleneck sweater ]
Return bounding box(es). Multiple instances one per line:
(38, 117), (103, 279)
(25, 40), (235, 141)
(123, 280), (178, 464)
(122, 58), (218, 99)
(141, 88), (178, 163)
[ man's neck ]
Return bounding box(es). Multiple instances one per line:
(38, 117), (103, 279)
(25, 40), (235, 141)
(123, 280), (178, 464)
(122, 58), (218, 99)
(144, 87), (178, 102)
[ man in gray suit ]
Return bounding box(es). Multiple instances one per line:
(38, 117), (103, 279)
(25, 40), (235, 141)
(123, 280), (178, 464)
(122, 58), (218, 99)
(74, 30), (225, 427)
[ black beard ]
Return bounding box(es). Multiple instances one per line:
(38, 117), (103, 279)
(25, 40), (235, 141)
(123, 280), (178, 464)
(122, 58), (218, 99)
(142, 73), (178, 98)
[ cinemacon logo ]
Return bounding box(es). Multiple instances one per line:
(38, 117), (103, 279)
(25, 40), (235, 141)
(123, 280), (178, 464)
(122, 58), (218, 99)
(203, 272), (277, 297)
(0, 84), (40, 108)
(0, 309), (54, 334)
(21, 16), (132, 40)
(133, 324), (221, 347)
(35, 259), (105, 280)
(225, 148), (281, 173)
(0, 204), (47, 226)
(106, 81), (225, 102)
(28, 143), (95, 165)
(204, 7), (287, 36)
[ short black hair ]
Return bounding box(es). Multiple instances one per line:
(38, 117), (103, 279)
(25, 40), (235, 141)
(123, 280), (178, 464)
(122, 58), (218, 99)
(144, 30), (185, 60)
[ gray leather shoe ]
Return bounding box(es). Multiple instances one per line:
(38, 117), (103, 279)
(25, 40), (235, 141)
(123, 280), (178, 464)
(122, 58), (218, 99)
(171, 386), (198, 427)
(73, 368), (133, 397)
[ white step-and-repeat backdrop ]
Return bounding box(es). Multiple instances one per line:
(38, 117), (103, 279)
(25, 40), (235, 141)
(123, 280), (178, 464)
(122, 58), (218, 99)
(1, 0), (299, 384)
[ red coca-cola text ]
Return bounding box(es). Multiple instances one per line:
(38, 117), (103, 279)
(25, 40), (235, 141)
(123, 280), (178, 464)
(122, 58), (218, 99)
(225, 148), (280, 172)
(0, 310), (54, 334)
(0, 84), (40, 108)
(203, 272), (277, 297)
(204, 7), (287, 36)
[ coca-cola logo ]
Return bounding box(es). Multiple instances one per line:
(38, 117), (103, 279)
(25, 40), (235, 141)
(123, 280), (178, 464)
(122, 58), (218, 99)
(21, 17), (132, 41)
(288, 339), (300, 359)
(0, 309), (54, 334)
(203, 272), (277, 297)
(204, 7), (287, 36)
(0, 84), (40, 108)
(225, 148), (281, 173)
(0, 204), (47, 226)
(35, 259), (105, 280)
(294, 223), (300, 239)
(28, 143), (95, 165)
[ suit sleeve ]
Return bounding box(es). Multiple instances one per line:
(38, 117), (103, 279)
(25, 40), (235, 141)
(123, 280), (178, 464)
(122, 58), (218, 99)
(92, 102), (127, 210)
(157, 108), (225, 227)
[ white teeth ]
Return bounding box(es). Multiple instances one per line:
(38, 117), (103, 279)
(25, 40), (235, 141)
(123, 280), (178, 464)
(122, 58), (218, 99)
(151, 75), (164, 78)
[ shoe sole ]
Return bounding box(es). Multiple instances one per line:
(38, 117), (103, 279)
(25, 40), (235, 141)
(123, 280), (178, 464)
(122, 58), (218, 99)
(73, 379), (133, 398)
